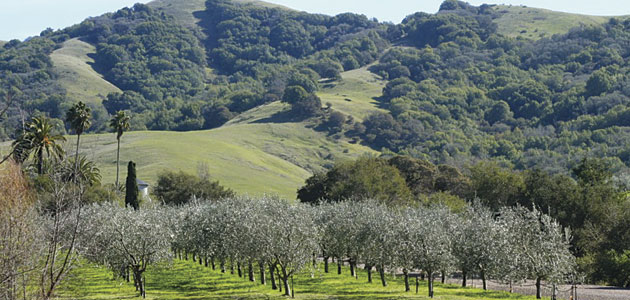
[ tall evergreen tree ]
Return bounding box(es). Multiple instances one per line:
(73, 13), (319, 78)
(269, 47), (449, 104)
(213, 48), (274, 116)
(125, 161), (139, 210)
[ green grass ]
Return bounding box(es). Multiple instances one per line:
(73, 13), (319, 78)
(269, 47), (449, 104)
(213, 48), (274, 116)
(318, 66), (387, 121)
(58, 259), (539, 300)
(148, 0), (293, 29)
(490, 5), (614, 40)
(50, 38), (121, 104)
(148, 0), (207, 28)
(68, 102), (376, 199)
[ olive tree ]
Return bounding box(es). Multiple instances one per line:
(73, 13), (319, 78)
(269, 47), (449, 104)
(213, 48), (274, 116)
(356, 201), (399, 286)
(266, 199), (320, 296)
(498, 206), (576, 299)
(402, 206), (455, 298)
(80, 203), (174, 298)
(452, 203), (502, 289)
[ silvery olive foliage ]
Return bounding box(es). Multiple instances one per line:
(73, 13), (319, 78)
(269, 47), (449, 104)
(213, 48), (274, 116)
(452, 202), (504, 289)
(75, 196), (576, 299)
(79, 203), (174, 298)
(171, 197), (320, 297)
(497, 206), (576, 299)
(397, 206), (456, 298)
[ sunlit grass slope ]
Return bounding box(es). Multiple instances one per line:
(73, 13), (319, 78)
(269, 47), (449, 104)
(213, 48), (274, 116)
(59, 259), (538, 300)
(70, 101), (375, 199)
(149, 0), (293, 29)
(317, 66), (387, 121)
(490, 5), (612, 39)
(50, 38), (121, 104)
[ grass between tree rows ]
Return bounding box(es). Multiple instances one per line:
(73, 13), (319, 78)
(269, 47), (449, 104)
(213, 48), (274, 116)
(58, 258), (539, 300)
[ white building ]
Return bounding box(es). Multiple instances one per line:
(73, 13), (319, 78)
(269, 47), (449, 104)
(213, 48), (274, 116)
(136, 178), (150, 199)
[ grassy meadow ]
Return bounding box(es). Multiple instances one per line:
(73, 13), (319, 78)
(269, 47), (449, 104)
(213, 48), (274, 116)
(317, 65), (387, 121)
(58, 259), (538, 300)
(58, 67), (383, 200)
(50, 38), (121, 104)
(490, 5), (611, 39)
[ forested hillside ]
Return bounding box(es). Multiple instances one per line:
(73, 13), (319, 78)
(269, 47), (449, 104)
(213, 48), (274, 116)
(2, 0), (630, 177)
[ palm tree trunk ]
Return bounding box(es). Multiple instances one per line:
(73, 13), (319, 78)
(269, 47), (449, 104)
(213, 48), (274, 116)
(115, 137), (121, 188)
(38, 148), (44, 175)
(75, 133), (80, 176)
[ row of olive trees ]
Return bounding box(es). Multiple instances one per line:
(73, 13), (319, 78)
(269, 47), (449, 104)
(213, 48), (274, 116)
(171, 197), (319, 297)
(76, 197), (576, 299)
(169, 198), (575, 299)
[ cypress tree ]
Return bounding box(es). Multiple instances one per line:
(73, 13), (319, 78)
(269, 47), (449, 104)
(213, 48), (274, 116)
(125, 161), (139, 210)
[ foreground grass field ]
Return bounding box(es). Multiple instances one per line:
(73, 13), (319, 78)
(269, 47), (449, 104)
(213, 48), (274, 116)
(59, 259), (538, 300)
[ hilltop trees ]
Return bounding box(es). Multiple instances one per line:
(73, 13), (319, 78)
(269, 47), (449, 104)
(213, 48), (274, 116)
(281, 85), (323, 118)
(109, 111), (130, 188)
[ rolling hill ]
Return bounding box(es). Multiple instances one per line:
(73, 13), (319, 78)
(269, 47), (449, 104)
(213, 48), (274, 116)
(50, 38), (121, 104)
(489, 5), (612, 39)
(64, 67), (382, 199)
(5, 0), (630, 197)
(148, 0), (292, 30)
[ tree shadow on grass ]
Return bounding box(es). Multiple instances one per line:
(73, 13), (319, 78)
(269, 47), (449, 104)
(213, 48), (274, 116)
(251, 109), (311, 124)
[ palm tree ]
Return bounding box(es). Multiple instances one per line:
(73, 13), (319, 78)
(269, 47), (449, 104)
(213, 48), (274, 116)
(61, 155), (102, 187)
(65, 101), (91, 174)
(12, 117), (66, 174)
(109, 111), (131, 188)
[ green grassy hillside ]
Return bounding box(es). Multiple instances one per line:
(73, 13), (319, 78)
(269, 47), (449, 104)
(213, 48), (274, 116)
(490, 5), (612, 39)
(318, 66), (387, 121)
(71, 105), (375, 200)
(59, 259), (537, 300)
(148, 0), (207, 28)
(148, 0), (292, 29)
(62, 67), (382, 199)
(50, 38), (121, 104)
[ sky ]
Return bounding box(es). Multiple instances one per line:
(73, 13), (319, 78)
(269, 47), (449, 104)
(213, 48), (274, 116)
(1, 0), (630, 41)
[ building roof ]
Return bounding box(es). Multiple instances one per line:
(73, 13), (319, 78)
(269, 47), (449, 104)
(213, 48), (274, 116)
(136, 178), (149, 188)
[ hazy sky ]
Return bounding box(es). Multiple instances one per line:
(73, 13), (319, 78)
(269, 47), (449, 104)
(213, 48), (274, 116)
(2, 0), (630, 41)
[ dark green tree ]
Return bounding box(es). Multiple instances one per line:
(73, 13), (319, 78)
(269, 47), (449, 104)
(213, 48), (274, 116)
(586, 70), (613, 97)
(125, 161), (139, 210)
(298, 157), (412, 205)
(154, 171), (234, 205)
(485, 101), (512, 125)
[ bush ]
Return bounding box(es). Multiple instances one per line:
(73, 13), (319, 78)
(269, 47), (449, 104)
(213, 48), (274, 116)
(155, 171), (235, 205)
